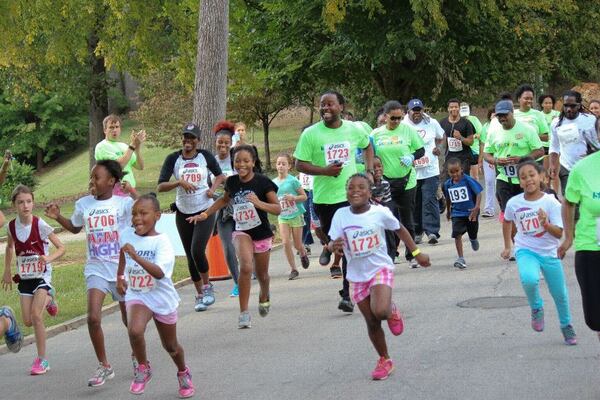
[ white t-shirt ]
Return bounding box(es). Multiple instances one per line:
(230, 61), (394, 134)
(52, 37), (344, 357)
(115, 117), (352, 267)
(549, 113), (599, 171)
(403, 116), (445, 179)
(504, 193), (563, 258)
(9, 217), (54, 282)
(71, 195), (133, 281)
(298, 172), (314, 191)
(329, 204), (400, 282)
(120, 229), (180, 315)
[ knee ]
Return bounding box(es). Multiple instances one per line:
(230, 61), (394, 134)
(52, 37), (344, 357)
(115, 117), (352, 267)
(23, 317), (33, 327)
(365, 318), (381, 333)
(239, 262), (253, 275)
(31, 312), (44, 326)
(87, 313), (102, 329)
(128, 325), (145, 341)
(520, 274), (539, 290)
(371, 307), (388, 321)
(162, 341), (179, 355)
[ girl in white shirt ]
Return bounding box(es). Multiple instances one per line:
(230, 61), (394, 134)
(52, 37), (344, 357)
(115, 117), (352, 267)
(502, 159), (576, 345)
(328, 174), (430, 381)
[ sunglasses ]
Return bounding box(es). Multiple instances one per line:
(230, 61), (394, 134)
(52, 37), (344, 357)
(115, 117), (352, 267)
(388, 116), (403, 121)
(563, 103), (579, 109)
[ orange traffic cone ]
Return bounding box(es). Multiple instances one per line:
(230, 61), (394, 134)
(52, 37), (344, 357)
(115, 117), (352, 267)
(207, 234), (232, 281)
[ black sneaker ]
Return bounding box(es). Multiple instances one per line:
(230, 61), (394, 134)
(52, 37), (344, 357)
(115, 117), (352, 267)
(300, 255), (310, 269)
(338, 297), (354, 313)
(319, 247), (332, 266)
(330, 265), (342, 279)
(427, 233), (438, 245)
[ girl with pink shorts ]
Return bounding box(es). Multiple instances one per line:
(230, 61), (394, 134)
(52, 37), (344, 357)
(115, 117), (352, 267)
(329, 174), (430, 381)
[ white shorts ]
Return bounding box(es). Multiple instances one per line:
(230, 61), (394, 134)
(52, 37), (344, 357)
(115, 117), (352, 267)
(86, 275), (124, 302)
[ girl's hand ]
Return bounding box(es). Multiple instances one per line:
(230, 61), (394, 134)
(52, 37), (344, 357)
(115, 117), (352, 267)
(116, 279), (128, 296)
(245, 192), (260, 205)
(136, 130), (147, 143)
(283, 194), (296, 202)
(206, 189), (214, 198)
(44, 203), (61, 220)
(186, 212), (208, 224)
(558, 238), (572, 259)
(2, 271), (12, 291)
(179, 178), (198, 194)
(501, 248), (511, 260)
(329, 238), (344, 255)
(415, 253), (431, 267)
(39, 255), (48, 265)
(121, 243), (136, 257)
(537, 208), (548, 227)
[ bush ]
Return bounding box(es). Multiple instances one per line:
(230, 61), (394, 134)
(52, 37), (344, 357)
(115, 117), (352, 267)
(0, 161), (38, 207)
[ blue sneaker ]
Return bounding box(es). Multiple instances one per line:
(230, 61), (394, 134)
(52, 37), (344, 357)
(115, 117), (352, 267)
(202, 283), (215, 306)
(194, 295), (207, 312)
(1, 306), (23, 353)
(470, 239), (480, 251)
(229, 284), (239, 298)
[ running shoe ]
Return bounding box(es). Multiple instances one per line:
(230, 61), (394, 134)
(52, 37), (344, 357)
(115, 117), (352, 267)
(387, 303), (404, 336)
(470, 239), (480, 251)
(409, 259), (419, 269)
(30, 357), (50, 375)
(304, 245), (311, 256)
(371, 357), (394, 380)
(238, 311), (251, 329)
(453, 257), (467, 269)
(88, 363), (115, 387)
(258, 300), (270, 317)
(46, 288), (58, 317)
(415, 233), (423, 244)
(177, 366), (195, 398)
(531, 308), (544, 332)
(319, 247), (332, 266)
(194, 295), (207, 312)
(300, 254), (310, 269)
(561, 325), (577, 345)
(330, 265), (342, 279)
(427, 233), (438, 245)
(201, 283), (215, 306)
(130, 363), (152, 395)
(229, 284), (239, 298)
(288, 270), (299, 280)
(481, 210), (495, 218)
(132, 355), (139, 376)
(1, 306), (22, 353)
(338, 297), (354, 313)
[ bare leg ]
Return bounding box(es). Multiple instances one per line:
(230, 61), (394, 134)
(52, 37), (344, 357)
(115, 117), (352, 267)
(234, 235), (255, 312)
(127, 304), (153, 366)
(254, 251), (271, 303)
(87, 289), (109, 365)
(155, 319), (186, 371)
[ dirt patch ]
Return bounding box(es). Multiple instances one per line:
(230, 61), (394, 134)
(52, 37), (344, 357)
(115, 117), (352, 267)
(572, 82), (600, 105)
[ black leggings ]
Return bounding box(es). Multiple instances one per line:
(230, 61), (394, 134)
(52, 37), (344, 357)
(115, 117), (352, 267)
(575, 251), (600, 331)
(175, 210), (216, 283)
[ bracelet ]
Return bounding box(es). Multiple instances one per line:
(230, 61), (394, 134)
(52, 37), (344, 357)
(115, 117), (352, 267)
(117, 275), (126, 280)
(411, 248), (421, 257)
(128, 145), (136, 151)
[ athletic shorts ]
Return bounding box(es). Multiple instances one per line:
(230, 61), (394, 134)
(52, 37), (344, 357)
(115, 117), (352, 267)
(350, 268), (394, 304)
(232, 232), (273, 253)
(451, 217), (479, 239)
(496, 179), (523, 212)
(86, 275), (124, 302)
(278, 214), (305, 228)
(125, 300), (178, 325)
(574, 251), (600, 331)
(18, 278), (51, 296)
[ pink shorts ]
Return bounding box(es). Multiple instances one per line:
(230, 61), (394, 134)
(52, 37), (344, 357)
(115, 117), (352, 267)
(350, 268), (394, 304)
(232, 231), (273, 253)
(125, 300), (178, 325)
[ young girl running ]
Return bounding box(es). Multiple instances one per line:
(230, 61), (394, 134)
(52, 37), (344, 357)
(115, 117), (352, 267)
(329, 174), (430, 380)
(502, 159), (577, 345)
(187, 145), (280, 328)
(2, 185), (65, 374)
(45, 159), (134, 387)
(273, 153), (309, 280)
(116, 195), (194, 397)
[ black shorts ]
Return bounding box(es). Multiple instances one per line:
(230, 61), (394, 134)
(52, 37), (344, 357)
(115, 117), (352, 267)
(496, 179), (523, 212)
(17, 278), (51, 296)
(451, 217), (478, 239)
(575, 251), (600, 331)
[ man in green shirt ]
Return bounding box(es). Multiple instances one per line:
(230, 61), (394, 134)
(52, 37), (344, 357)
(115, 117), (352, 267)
(294, 90), (374, 313)
(483, 100), (544, 213)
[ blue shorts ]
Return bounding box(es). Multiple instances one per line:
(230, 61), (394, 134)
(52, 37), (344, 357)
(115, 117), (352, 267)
(86, 275), (124, 302)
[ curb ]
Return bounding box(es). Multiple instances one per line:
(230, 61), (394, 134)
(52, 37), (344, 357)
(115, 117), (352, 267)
(0, 243), (283, 355)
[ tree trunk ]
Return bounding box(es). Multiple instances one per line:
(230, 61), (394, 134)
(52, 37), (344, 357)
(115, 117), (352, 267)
(262, 113), (271, 171)
(193, 0), (229, 152)
(36, 148), (44, 170)
(87, 31), (108, 170)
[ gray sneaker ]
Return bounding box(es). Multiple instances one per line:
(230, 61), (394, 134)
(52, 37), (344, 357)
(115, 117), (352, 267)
(1, 306), (22, 353)
(288, 270), (299, 280)
(202, 283), (215, 306)
(194, 295), (207, 312)
(88, 363), (116, 387)
(427, 233), (438, 245)
(415, 233), (423, 244)
(453, 257), (467, 269)
(470, 239), (480, 251)
(409, 259), (419, 269)
(238, 311), (251, 329)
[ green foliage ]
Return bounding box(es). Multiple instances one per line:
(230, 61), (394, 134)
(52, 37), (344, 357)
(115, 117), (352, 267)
(0, 160), (38, 206)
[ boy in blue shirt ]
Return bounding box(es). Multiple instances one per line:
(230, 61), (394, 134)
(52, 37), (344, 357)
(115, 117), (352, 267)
(443, 158), (482, 269)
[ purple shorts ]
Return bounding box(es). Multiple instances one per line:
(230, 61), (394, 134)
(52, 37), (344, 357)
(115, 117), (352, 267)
(232, 231), (273, 253)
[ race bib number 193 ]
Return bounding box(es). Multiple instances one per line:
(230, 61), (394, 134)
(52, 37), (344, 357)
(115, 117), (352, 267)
(448, 186), (470, 203)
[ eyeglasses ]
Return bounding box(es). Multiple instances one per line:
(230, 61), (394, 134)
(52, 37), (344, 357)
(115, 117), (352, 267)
(411, 108), (422, 112)
(389, 116), (403, 121)
(563, 103), (579, 109)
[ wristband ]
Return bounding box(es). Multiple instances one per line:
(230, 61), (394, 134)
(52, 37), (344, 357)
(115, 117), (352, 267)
(128, 145), (136, 151)
(411, 248), (421, 257)
(117, 275), (126, 280)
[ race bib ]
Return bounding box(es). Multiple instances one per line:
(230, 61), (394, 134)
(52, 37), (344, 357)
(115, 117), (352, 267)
(233, 203), (261, 231)
(17, 255), (44, 280)
(414, 155), (431, 169)
(516, 210), (543, 236)
(299, 173), (313, 190)
(179, 166), (208, 188)
(556, 124), (579, 144)
(324, 142), (351, 166)
(279, 196), (298, 218)
(128, 265), (155, 293)
(346, 227), (382, 258)
(503, 164), (518, 178)
(86, 207), (120, 260)
(448, 186), (470, 203)
(448, 137), (463, 152)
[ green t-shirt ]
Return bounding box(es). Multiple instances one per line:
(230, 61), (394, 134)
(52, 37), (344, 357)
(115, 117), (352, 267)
(564, 151), (600, 251)
(371, 124), (424, 189)
(94, 139), (137, 187)
(480, 122), (490, 145)
(293, 120), (369, 204)
(467, 115), (483, 155)
(514, 108), (550, 147)
(483, 120), (542, 184)
(272, 174), (306, 220)
(542, 109), (560, 127)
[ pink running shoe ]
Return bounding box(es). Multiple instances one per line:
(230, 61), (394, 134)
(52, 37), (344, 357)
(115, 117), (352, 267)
(130, 363), (152, 395)
(371, 357), (394, 380)
(387, 302), (404, 336)
(30, 357), (50, 375)
(177, 366), (195, 398)
(46, 289), (58, 317)
(531, 308), (544, 332)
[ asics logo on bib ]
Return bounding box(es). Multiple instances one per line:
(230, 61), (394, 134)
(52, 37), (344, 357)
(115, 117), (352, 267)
(350, 227), (376, 239)
(89, 208), (111, 216)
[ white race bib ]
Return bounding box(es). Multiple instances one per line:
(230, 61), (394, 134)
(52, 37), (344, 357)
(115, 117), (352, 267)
(128, 265), (155, 293)
(448, 137), (463, 152)
(299, 173), (313, 190)
(503, 164), (518, 178)
(346, 227), (382, 258)
(414, 155), (431, 169)
(233, 203), (261, 231)
(556, 124), (579, 144)
(324, 142), (351, 166)
(279, 197), (298, 218)
(448, 186), (470, 203)
(17, 255), (44, 280)
(516, 210), (543, 236)
(179, 166), (208, 188)
(86, 207), (120, 260)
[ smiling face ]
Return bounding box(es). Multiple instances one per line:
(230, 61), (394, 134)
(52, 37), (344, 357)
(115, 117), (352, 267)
(518, 164), (541, 194)
(14, 192), (34, 219)
(518, 90), (534, 111)
(319, 94), (343, 125)
(234, 149), (255, 180)
(589, 101), (600, 117)
(182, 134), (199, 154)
(215, 133), (232, 158)
(131, 198), (160, 236)
(104, 120), (121, 141)
(497, 112), (515, 130)
(346, 175), (371, 210)
(89, 165), (115, 197)
(373, 158), (383, 181)
(409, 107), (423, 124)
(448, 163), (463, 182)
(448, 102), (460, 118)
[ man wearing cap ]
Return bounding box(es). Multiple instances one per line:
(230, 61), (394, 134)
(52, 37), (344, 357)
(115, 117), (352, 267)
(483, 100), (544, 213)
(439, 99), (476, 175)
(403, 99), (445, 245)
